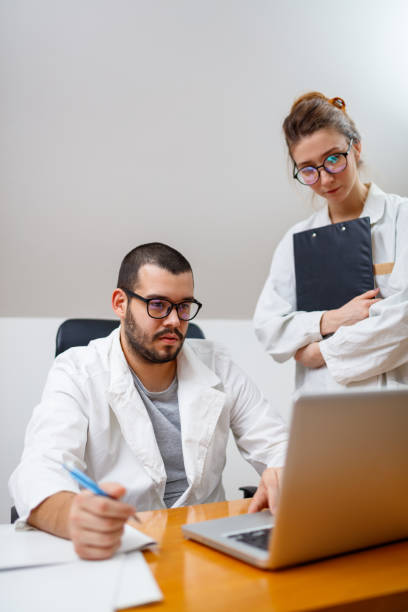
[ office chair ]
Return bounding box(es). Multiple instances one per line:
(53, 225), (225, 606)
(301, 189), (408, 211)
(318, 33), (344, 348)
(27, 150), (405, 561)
(239, 486), (257, 498)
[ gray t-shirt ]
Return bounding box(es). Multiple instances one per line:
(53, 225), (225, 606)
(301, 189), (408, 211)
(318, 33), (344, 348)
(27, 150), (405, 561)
(130, 370), (189, 508)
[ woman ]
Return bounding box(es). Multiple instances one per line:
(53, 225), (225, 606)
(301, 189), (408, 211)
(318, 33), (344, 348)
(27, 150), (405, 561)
(254, 92), (408, 393)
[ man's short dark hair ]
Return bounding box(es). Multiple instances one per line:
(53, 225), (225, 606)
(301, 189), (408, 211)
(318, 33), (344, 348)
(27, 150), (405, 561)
(117, 242), (193, 290)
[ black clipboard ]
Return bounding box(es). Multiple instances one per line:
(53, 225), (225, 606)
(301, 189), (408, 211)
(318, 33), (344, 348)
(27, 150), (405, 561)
(293, 217), (374, 312)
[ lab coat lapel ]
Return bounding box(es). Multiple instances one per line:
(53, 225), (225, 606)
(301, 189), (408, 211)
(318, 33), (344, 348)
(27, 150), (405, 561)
(316, 183), (386, 227)
(314, 205), (331, 226)
(362, 183), (386, 225)
(177, 342), (226, 487)
(106, 329), (166, 488)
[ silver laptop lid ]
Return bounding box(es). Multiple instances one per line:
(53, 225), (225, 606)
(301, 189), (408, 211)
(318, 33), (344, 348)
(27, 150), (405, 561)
(269, 389), (408, 568)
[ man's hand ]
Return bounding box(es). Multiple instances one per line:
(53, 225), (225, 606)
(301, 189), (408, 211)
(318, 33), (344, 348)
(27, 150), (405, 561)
(248, 467), (283, 514)
(68, 482), (136, 560)
(320, 288), (381, 335)
(294, 341), (325, 369)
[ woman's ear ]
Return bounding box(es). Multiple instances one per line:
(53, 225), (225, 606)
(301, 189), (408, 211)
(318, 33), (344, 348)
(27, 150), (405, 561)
(353, 139), (362, 163)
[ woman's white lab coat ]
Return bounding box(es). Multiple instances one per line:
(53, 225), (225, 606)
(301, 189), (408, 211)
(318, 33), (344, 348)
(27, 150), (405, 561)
(254, 183), (408, 393)
(9, 328), (287, 524)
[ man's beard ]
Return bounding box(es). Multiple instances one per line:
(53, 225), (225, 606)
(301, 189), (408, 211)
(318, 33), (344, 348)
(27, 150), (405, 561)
(124, 307), (185, 364)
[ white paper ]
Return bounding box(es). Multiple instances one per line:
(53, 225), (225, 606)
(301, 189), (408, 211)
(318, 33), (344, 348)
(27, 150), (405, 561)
(113, 551), (163, 609)
(0, 552), (162, 612)
(120, 523), (157, 554)
(0, 557), (122, 612)
(0, 523), (156, 570)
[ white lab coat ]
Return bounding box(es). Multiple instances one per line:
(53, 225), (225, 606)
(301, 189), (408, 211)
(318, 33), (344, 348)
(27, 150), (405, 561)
(254, 183), (408, 393)
(9, 328), (287, 524)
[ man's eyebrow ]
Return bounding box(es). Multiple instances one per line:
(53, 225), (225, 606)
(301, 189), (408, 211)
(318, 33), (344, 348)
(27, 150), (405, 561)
(145, 294), (195, 301)
(297, 146), (344, 167)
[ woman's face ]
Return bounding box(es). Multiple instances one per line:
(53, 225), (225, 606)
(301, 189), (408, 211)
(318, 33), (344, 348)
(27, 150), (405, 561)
(291, 128), (362, 205)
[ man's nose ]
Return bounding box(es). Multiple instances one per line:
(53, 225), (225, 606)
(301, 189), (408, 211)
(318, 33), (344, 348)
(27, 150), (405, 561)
(164, 306), (181, 326)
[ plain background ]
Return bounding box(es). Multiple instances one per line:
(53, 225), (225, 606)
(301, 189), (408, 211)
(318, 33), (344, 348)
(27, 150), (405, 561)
(1, 0), (408, 318)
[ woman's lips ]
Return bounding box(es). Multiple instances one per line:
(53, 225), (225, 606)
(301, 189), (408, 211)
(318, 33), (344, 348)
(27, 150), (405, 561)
(326, 186), (340, 195)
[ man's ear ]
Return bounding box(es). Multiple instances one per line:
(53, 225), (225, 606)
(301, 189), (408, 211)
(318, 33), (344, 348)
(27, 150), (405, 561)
(112, 288), (128, 318)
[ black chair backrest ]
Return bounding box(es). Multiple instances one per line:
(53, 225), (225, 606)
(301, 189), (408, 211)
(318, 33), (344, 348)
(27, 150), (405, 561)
(185, 321), (205, 339)
(10, 506), (19, 524)
(56, 319), (120, 356)
(55, 318), (205, 356)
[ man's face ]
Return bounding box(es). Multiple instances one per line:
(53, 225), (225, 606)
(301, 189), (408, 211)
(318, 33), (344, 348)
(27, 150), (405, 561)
(123, 264), (194, 364)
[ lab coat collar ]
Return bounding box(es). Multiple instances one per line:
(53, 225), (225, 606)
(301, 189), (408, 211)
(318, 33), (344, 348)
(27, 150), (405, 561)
(361, 183), (386, 225)
(177, 340), (221, 389)
(314, 183), (386, 227)
(107, 327), (221, 391)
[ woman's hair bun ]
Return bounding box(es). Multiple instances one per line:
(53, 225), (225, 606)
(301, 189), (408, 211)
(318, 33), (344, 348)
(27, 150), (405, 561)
(328, 97), (346, 112)
(283, 91), (360, 152)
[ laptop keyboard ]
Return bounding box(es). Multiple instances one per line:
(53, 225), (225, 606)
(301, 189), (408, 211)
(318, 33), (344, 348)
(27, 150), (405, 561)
(227, 527), (272, 551)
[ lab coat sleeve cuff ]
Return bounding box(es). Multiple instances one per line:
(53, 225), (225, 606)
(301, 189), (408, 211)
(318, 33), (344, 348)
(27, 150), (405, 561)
(319, 336), (352, 385)
(255, 310), (325, 363)
(309, 310), (325, 341)
(266, 442), (287, 469)
(11, 475), (79, 529)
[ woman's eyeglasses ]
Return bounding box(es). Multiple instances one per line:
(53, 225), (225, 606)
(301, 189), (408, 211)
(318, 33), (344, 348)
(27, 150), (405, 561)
(293, 139), (353, 186)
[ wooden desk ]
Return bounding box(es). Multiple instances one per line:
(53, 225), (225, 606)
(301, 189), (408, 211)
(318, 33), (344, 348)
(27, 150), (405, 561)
(132, 499), (408, 612)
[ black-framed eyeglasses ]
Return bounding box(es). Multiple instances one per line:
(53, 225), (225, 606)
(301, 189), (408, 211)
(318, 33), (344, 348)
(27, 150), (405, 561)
(121, 288), (202, 321)
(293, 139), (353, 185)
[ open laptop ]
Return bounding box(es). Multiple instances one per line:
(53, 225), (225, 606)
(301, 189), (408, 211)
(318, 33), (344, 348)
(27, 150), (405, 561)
(182, 389), (408, 569)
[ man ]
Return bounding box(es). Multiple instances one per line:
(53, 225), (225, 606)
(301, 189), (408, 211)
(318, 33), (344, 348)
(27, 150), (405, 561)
(9, 243), (287, 560)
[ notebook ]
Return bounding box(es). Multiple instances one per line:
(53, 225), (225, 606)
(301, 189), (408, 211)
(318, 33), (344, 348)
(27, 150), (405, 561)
(182, 389), (408, 569)
(293, 216), (374, 311)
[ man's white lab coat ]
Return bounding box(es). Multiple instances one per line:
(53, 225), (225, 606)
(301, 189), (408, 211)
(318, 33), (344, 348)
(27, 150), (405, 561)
(254, 183), (408, 393)
(9, 329), (287, 524)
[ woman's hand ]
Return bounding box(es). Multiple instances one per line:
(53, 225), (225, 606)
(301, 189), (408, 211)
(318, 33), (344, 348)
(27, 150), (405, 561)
(295, 342), (325, 369)
(320, 288), (381, 336)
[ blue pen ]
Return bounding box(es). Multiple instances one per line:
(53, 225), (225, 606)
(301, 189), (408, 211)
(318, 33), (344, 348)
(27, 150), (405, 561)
(63, 461), (141, 523)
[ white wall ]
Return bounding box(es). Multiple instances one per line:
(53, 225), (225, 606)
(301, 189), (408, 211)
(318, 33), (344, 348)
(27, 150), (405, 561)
(1, 0), (408, 319)
(0, 318), (293, 523)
